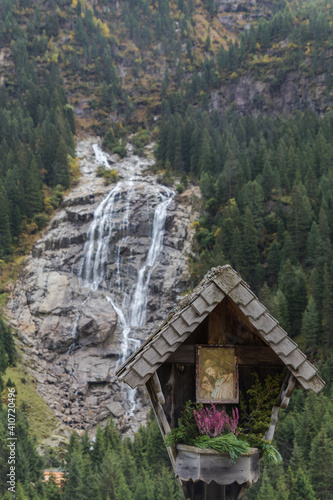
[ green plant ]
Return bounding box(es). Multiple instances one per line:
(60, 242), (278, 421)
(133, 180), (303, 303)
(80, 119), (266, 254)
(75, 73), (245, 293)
(165, 401), (203, 446)
(165, 396), (283, 464)
(240, 372), (282, 437)
(165, 402), (252, 462)
(193, 434), (250, 463)
(96, 166), (119, 185)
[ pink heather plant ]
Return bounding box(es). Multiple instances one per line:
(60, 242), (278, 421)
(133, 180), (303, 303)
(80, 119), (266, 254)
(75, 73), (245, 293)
(194, 404), (239, 438)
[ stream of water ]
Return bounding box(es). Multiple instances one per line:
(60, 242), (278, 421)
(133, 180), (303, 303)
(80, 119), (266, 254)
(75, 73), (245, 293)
(77, 144), (174, 413)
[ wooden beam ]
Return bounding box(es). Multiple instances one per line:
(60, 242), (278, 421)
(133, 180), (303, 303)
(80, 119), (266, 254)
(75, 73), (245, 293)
(208, 301), (228, 344)
(151, 372), (165, 405)
(277, 372), (297, 409)
(263, 406), (279, 442)
(146, 377), (188, 499)
(167, 345), (284, 366)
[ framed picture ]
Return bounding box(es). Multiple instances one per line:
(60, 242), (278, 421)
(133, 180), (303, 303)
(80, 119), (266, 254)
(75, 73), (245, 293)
(196, 345), (239, 404)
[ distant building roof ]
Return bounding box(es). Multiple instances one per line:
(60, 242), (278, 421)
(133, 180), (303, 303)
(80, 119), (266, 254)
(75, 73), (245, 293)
(116, 265), (325, 394)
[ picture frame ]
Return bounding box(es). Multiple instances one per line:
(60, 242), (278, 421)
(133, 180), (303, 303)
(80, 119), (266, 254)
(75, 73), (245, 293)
(196, 345), (239, 404)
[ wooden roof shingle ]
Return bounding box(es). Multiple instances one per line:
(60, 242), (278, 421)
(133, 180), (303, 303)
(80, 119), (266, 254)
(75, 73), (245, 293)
(116, 265), (325, 394)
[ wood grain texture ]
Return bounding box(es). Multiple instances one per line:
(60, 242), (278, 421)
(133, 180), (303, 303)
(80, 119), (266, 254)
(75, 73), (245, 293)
(176, 445), (260, 486)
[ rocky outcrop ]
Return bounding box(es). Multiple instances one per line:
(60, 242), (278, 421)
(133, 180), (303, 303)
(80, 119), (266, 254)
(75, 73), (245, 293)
(211, 71), (329, 116)
(6, 137), (199, 437)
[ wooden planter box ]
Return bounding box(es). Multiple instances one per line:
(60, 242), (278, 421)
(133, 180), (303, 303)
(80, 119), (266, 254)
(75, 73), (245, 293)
(175, 444), (260, 486)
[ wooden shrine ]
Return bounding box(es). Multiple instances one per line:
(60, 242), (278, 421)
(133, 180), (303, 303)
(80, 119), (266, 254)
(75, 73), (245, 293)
(117, 265), (325, 500)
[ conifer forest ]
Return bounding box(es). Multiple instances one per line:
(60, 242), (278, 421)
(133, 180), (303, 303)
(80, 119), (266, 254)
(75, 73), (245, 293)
(1, 0), (333, 498)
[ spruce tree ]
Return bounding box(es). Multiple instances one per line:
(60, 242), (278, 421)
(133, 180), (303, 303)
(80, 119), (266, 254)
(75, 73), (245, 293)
(309, 422), (333, 499)
(242, 207), (261, 290)
(24, 158), (42, 218)
(278, 260), (307, 336)
(302, 295), (320, 353)
(0, 179), (12, 256)
(291, 467), (316, 500)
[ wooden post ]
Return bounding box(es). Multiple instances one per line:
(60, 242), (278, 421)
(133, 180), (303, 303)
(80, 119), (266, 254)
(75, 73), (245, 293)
(146, 376), (189, 499)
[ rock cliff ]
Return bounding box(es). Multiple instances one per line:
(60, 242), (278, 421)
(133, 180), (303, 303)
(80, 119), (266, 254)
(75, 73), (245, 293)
(6, 137), (199, 437)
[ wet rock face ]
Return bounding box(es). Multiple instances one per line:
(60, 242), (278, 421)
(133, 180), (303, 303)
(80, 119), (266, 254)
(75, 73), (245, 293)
(6, 137), (199, 437)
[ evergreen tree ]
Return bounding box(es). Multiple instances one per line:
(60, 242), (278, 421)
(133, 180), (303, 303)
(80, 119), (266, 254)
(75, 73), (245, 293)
(0, 179), (12, 256)
(309, 421), (333, 499)
(267, 240), (281, 287)
(302, 295), (320, 354)
(256, 469), (278, 500)
(242, 207), (262, 290)
(291, 467), (316, 500)
(24, 158), (42, 218)
(287, 181), (313, 262)
(272, 289), (290, 332)
(278, 260), (307, 336)
(322, 263), (333, 348)
(242, 180), (265, 232)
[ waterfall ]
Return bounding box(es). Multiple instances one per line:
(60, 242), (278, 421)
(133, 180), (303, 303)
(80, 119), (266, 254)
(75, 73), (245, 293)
(77, 144), (174, 413)
(130, 187), (173, 327)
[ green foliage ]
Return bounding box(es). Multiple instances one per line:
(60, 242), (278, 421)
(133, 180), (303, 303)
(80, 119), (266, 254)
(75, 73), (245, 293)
(97, 166), (119, 185)
(165, 400), (203, 446)
(240, 372), (282, 438)
(193, 433), (250, 463)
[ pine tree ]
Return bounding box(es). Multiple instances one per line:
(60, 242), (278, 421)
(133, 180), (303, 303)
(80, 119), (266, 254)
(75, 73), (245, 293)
(278, 260), (307, 336)
(24, 158), (42, 218)
(4, 166), (22, 238)
(322, 263), (333, 348)
(257, 469), (278, 500)
(306, 222), (322, 267)
(309, 422), (333, 499)
(302, 295), (320, 353)
(242, 207), (262, 290)
(287, 181), (313, 262)
(267, 240), (281, 287)
(291, 467), (316, 500)
(272, 289), (290, 332)
(242, 180), (265, 232)
(0, 179), (12, 256)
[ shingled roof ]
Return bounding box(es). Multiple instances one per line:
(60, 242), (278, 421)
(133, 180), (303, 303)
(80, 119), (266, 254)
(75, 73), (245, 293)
(116, 265), (325, 394)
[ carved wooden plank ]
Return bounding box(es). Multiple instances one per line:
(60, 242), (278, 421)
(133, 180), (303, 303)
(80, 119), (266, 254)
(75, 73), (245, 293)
(291, 360), (317, 381)
(200, 282), (225, 306)
(239, 299), (266, 320)
(191, 295), (209, 315)
(181, 305), (199, 326)
(172, 316), (195, 336)
(121, 367), (143, 389)
(289, 372), (325, 394)
(154, 335), (173, 355)
(143, 345), (168, 366)
(279, 349), (307, 370)
(213, 267), (242, 294)
(228, 283), (254, 307)
(264, 326), (287, 344)
(132, 356), (153, 379)
(176, 445), (260, 486)
(162, 326), (182, 346)
(271, 337), (297, 357)
(251, 313), (277, 335)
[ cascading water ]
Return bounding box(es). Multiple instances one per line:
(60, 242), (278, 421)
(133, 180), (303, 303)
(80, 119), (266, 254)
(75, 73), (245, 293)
(76, 144), (174, 414)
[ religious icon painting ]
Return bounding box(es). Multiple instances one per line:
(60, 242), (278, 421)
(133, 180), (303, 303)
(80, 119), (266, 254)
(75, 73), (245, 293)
(196, 345), (239, 404)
